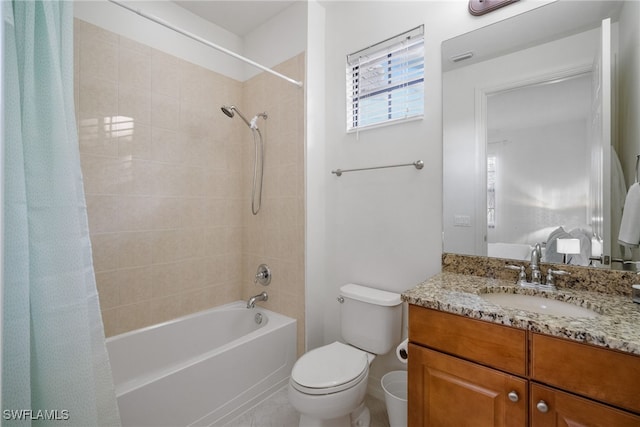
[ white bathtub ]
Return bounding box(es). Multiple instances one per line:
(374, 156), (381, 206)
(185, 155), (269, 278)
(106, 301), (297, 426)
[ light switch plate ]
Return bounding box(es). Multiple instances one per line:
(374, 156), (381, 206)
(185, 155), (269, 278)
(454, 215), (472, 227)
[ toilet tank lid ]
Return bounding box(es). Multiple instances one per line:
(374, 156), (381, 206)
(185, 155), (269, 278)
(339, 284), (402, 306)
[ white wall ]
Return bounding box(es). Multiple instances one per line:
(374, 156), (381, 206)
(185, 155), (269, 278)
(243, 1), (307, 81)
(304, 0), (327, 352)
(312, 0), (555, 397)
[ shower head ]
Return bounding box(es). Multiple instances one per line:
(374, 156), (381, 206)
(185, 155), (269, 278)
(221, 105), (234, 118)
(221, 105), (252, 128)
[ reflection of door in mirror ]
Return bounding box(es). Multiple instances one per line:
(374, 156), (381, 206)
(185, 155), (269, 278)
(486, 73), (593, 264)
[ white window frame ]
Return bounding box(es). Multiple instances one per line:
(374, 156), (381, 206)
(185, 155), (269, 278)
(487, 155), (497, 229)
(346, 25), (425, 133)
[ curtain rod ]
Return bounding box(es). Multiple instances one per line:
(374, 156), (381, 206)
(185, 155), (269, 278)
(107, 0), (304, 88)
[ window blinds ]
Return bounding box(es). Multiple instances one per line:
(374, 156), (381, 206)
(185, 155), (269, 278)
(346, 25), (425, 132)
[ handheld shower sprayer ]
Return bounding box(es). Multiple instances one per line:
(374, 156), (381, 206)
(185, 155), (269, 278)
(220, 105), (268, 215)
(221, 106), (267, 130)
(250, 116), (258, 130)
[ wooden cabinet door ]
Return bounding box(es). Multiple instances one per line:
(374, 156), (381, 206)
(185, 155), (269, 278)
(531, 334), (640, 413)
(530, 383), (640, 427)
(408, 343), (527, 427)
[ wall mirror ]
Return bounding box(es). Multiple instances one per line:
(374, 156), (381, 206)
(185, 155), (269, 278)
(442, 1), (639, 269)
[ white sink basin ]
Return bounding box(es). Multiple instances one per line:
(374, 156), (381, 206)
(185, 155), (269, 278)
(480, 293), (599, 318)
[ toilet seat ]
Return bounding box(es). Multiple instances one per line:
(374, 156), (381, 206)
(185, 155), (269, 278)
(290, 342), (369, 395)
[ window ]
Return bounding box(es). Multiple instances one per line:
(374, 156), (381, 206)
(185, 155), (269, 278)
(346, 25), (424, 132)
(487, 155), (497, 229)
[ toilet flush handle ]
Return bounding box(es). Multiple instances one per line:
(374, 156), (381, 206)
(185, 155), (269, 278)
(337, 296), (344, 303)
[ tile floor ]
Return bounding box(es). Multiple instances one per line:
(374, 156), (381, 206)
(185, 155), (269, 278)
(224, 386), (391, 427)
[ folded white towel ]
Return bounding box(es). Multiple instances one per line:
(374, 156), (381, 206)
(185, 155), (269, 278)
(618, 182), (640, 248)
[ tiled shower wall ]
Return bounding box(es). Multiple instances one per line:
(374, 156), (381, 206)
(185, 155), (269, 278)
(74, 20), (305, 353)
(241, 56), (306, 355)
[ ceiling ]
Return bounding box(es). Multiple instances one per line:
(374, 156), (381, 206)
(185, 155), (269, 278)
(172, 1), (297, 36)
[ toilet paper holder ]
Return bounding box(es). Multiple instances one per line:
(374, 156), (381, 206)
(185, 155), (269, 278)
(398, 348), (408, 360)
(396, 339), (409, 363)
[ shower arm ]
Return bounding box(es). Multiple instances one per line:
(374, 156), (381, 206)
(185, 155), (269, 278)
(233, 109), (253, 128)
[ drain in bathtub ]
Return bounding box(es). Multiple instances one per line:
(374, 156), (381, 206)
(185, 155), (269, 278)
(254, 313), (263, 324)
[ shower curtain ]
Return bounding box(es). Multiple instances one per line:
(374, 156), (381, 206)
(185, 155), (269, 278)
(2, 1), (120, 425)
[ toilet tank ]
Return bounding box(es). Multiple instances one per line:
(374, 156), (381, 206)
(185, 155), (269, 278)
(339, 284), (402, 355)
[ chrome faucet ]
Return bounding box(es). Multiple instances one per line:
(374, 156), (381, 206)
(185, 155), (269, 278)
(530, 246), (542, 284)
(246, 291), (268, 309)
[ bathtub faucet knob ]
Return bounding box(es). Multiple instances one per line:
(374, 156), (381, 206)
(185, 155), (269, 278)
(246, 291), (268, 309)
(255, 264), (271, 286)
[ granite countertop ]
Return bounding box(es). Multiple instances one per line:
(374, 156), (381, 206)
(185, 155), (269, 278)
(402, 272), (640, 356)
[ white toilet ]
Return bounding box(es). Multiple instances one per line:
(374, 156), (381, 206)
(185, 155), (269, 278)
(288, 284), (402, 427)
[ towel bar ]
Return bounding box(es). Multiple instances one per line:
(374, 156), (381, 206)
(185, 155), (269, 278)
(332, 160), (424, 177)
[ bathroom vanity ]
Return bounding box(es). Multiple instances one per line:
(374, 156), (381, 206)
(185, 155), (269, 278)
(403, 266), (640, 426)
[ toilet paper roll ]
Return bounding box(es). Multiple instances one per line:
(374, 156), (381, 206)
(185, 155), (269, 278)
(396, 339), (409, 364)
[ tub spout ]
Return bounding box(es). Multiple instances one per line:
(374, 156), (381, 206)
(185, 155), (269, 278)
(247, 291), (268, 309)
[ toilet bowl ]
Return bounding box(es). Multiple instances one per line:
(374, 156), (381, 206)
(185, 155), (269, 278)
(288, 284), (402, 427)
(288, 342), (374, 427)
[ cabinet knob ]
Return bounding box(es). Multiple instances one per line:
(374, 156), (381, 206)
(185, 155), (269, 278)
(536, 400), (549, 413)
(507, 391), (519, 402)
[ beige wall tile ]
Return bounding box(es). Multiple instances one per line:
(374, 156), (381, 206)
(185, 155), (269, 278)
(119, 35), (152, 55)
(118, 266), (153, 304)
(80, 154), (125, 195)
(86, 195), (119, 233)
(118, 122), (152, 160)
(118, 86), (151, 126)
(115, 301), (152, 334)
(116, 196), (154, 232)
(101, 308), (119, 337)
(118, 231), (153, 268)
(150, 229), (183, 264)
(152, 49), (179, 98)
(179, 197), (206, 228)
(80, 37), (118, 84)
(95, 270), (121, 309)
(180, 288), (211, 314)
(77, 117), (120, 158)
(119, 46), (151, 90)
(91, 232), (120, 272)
(151, 127), (180, 163)
(76, 19), (118, 45)
(78, 78), (117, 122)
(151, 295), (183, 325)
(151, 262), (183, 297)
(152, 93), (179, 131)
(150, 197), (182, 230)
